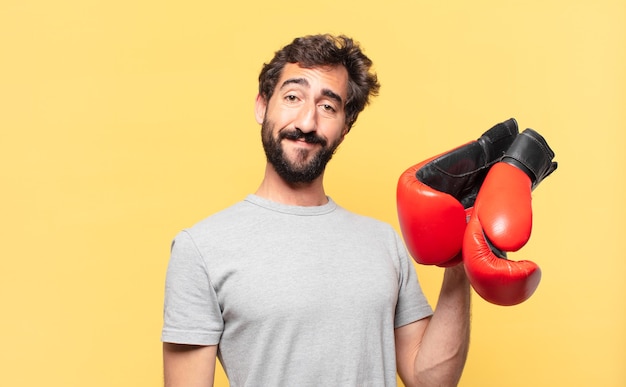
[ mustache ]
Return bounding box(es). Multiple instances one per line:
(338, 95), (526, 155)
(279, 129), (327, 146)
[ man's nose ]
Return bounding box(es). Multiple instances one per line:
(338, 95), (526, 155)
(294, 103), (317, 133)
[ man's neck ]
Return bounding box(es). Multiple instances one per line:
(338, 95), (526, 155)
(255, 165), (328, 206)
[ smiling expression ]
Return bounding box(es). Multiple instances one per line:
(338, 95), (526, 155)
(256, 63), (350, 183)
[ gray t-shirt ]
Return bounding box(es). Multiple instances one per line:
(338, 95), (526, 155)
(162, 195), (433, 386)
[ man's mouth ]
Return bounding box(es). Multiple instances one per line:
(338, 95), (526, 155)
(280, 130), (327, 146)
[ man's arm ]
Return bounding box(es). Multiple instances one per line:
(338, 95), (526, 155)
(395, 265), (471, 387)
(163, 343), (217, 387)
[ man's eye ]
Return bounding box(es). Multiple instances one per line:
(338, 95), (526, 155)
(320, 104), (336, 112)
(285, 95), (298, 102)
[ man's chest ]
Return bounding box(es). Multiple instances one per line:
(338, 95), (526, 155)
(211, 236), (400, 327)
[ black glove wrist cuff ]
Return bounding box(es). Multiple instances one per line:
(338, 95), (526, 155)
(503, 128), (558, 188)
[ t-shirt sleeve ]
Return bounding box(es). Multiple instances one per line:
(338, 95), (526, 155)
(161, 230), (223, 345)
(393, 231), (434, 328)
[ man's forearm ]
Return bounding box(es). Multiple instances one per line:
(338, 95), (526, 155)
(413, 265), (471, 386)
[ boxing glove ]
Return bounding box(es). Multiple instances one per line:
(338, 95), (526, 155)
(397, 118), (518, 267)
(463, 128), (558, 305)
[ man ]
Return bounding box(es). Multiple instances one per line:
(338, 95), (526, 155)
(162, 34), (470, 386)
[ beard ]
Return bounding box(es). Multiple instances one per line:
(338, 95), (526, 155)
(261, 118), (342, 184)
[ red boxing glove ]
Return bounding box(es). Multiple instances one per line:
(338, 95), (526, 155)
(397, 119), (518, 266)
(463, 128), (558, 305)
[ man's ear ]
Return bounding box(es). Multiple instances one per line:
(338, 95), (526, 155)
(255, 94), (267, 124)
(340, 125), (350, 140)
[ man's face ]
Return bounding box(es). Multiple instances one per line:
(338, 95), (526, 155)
(256, 63), (349, 184)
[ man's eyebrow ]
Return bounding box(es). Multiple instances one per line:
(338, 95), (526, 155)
(280, 78), (309, 89)
(280, 78), (344, 106)
(322, 89), (343, 106)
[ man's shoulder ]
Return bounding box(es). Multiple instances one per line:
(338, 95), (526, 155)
(186, 198), (253, 232)
(333, 203), (398, 235)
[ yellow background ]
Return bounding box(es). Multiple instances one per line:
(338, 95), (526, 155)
(1, 0), (624, 386)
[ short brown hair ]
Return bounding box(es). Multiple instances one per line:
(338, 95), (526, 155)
(258, 34), (380, 131)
